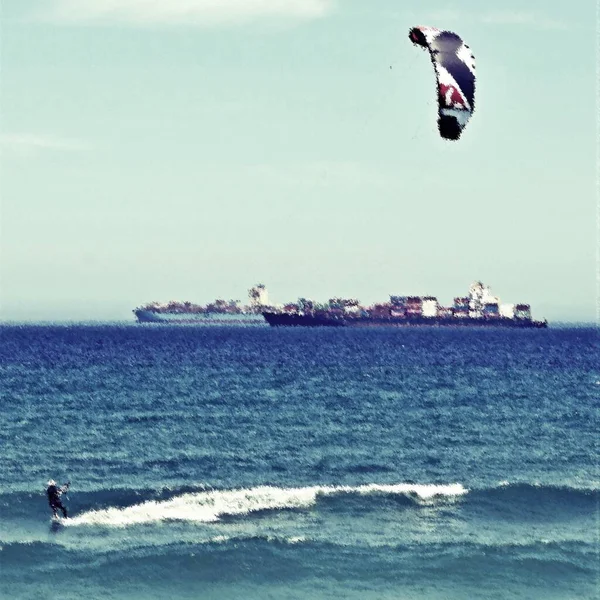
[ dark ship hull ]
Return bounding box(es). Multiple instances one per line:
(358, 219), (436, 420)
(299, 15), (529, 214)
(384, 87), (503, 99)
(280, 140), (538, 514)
(262, 312), (548, 328)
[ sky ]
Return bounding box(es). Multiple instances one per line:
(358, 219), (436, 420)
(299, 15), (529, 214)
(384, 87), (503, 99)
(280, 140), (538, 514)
(0, 0), (596, 323)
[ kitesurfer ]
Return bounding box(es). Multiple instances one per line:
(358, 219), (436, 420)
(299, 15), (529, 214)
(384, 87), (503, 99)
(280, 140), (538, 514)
(47, 479), (69, 519)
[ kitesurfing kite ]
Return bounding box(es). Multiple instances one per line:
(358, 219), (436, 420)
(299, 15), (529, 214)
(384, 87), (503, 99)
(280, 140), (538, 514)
(409, 26), (476, 140)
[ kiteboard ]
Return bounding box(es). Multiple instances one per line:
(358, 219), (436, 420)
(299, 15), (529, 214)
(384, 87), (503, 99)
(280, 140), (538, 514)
(50, 515), (66, 531)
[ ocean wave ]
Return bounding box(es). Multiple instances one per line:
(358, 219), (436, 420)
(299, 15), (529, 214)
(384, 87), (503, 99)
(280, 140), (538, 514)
(470, 482), (599, 511)
(0, 540), (72, 566)
(2, 533), (595, 557)
(63, 483), (467, 528)
(3, 536), (596, 585)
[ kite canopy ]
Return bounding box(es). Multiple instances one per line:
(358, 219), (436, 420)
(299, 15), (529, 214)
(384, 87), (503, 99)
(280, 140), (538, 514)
(409, 26), (476, 140)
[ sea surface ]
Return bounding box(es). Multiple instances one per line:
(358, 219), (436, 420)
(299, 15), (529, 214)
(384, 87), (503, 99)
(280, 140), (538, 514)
(0, 324), (598, 599)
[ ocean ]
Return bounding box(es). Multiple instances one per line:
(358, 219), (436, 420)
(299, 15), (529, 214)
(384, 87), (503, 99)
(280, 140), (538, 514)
(0, 324), (598, 599)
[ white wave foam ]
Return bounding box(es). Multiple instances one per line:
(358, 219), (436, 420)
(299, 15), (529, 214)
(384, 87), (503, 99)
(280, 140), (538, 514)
(64, 482), (467, 528)
(333, 483), (468, 500)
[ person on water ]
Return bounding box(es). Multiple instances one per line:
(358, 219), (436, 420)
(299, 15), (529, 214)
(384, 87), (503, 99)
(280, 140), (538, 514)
(47, 480), (69, 519)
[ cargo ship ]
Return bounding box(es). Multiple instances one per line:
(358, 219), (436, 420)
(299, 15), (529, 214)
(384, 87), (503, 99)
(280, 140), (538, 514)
(133, 284), (269, 325)
(262, 282), (548, 328)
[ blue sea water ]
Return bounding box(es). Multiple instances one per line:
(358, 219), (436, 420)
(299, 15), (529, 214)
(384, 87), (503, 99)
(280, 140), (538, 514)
(0, 324), (598, 599)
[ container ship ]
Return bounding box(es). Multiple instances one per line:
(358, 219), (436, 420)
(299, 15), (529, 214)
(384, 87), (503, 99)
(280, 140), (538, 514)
(133, 284), (269, 325)
(262, 282), (547, 328)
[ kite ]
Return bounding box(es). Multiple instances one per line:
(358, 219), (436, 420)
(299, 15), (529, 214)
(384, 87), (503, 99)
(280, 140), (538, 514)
(409, 26), (476, 140)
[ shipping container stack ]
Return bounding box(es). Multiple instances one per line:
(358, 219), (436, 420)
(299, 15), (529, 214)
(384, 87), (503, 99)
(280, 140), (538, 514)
(405, 297), (423, 318)
(389, 296), (407, 319)
(453, 297), (470, 318)
(514, 304), (532, 320)
(499, 303), (516, 319)
(482, 303), (500, 318)
(422, 297), (439, 318)
(370, 303), (392, 318)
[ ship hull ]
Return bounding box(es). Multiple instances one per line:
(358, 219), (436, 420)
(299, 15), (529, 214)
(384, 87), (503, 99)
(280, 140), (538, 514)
(134, 309), (266, 325)
(262, 312), (548, 328)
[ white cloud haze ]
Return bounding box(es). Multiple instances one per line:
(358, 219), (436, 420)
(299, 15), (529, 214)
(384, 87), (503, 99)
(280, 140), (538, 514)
(408, 9), (568, 31)
(0, 134), (86, 156)
(43, 0), (335, 26)
(481, 11), (567, 29)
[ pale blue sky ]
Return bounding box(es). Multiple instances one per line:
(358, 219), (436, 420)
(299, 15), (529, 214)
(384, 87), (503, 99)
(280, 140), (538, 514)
(0, 0), (596, 322)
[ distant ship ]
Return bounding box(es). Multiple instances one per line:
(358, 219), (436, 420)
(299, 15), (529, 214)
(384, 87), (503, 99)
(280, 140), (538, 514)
(262, 282), (548, 328)
(133, 284), (269, 325)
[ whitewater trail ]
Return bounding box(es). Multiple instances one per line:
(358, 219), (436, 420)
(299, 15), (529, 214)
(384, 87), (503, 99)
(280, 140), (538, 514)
(64, 483), (468, 528)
